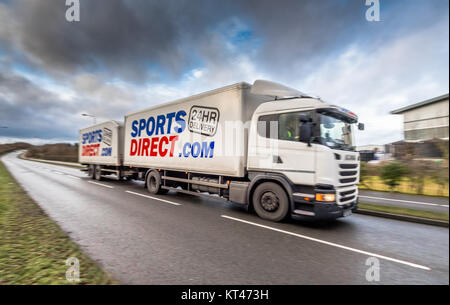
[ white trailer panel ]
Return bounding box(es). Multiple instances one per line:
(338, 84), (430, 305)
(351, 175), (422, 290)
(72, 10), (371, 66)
(78, 120), (123, 166)
(123, 83), (270, 177)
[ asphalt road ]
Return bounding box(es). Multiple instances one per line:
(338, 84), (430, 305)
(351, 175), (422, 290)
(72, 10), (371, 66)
(31, 156), (450, 213)
(359, 190), (449, 213)
(2, 151), (449, 284)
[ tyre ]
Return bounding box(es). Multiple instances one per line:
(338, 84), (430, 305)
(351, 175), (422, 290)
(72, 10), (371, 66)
(252, 182), (289, 222)
(87, 165), (95, 179)
(146, 170), (168, 194)
(94, 165), (103, 181)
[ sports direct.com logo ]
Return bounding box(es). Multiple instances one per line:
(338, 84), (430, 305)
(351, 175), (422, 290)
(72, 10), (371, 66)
(82, 106), (281, 160)
(81, 129), (102, 156)
(129, 108), (216, 159)
(81, 129), (112, 157)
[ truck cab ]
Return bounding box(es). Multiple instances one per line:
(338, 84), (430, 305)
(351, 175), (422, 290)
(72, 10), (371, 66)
(247, 81), (363, 221)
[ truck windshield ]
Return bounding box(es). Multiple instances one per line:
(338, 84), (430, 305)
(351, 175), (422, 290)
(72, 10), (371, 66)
(317, 111), (355, 151)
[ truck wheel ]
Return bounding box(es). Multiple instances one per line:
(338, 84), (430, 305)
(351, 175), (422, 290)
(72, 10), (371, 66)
(252, 182), (289, 222)
(146, 170), (167, 195)
(94, 166), (103, 181)
(87, 165), (95, 179)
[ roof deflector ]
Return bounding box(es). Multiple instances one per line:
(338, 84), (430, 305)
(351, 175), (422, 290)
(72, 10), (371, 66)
(250, 80), (314, 99)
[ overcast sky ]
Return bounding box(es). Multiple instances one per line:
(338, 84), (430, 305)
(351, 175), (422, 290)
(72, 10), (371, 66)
(0, 0), (448, 146)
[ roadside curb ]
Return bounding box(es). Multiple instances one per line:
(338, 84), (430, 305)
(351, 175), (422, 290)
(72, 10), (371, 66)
(354, 209), (449, 228)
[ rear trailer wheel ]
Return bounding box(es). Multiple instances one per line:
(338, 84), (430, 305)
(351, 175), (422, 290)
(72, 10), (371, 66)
(252, 182), (289, 222)
(87, 165), (95, 179)
(146, 170), (168, 195)
(94, 166), (102, 181)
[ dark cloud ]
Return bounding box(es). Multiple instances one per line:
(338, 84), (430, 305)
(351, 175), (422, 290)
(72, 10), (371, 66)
(0, 69), (73, 139)
(0, 68), (134, 140)
(0, 0), (448, 144)
(237, 0), (448, 80)
(2, 0), (235, 82)
(0, 71), (57, 112)
(1, 0), (447, 83)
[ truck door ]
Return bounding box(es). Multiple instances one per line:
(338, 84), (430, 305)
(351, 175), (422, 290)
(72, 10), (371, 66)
(248, 111), (316, 185)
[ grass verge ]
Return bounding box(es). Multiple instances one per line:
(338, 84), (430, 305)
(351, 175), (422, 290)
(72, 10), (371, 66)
(358, 202), (449, 222)
(359, 176), (449, 197)
(0, 157), (115, 284)
(19, 153), (85, 169)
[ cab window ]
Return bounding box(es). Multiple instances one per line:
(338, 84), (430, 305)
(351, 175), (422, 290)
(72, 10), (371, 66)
(257, 111), (312, 142)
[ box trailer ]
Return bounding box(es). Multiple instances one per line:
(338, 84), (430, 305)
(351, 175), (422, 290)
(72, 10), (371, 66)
(79, 80), (364, 222)
(123, 82), (271, 177)
(78, 120), (124, 179)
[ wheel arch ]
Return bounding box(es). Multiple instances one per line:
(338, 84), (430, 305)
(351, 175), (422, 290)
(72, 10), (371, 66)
(247, 173), (294, 212)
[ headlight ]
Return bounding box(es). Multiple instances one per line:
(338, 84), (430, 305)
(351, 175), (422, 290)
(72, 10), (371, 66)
(315, 193), (336, 202)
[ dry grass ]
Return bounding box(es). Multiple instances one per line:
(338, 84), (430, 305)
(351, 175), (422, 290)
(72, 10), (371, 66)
(359, 176), (449, 197)
(25, 143), (78, 163)
(0, 143), (32, 155)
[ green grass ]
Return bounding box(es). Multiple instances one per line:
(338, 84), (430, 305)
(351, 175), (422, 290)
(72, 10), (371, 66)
(0, 157), (116, 284)
(358, 202), (449, 222)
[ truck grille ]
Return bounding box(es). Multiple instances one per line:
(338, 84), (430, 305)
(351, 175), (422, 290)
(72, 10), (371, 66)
(336, 160), (359, 205)
(338, 161), (359, 186)
(340, 189), (355, 197)
(340, 170), (357, 176)
(340, 177), (357, 184)
(337, 185), (358, 205)
(339, 164), (358, 169)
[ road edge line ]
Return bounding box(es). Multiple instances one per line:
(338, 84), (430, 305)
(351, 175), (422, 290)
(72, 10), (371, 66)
(87, 181), (114, 189)
(125, 190), (181, 206)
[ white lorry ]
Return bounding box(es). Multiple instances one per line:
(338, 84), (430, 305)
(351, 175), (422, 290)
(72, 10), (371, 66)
(79, 80), (364, 221)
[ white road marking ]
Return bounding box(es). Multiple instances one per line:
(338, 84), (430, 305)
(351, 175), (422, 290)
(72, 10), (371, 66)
(88, 181), (114, 189)
(125, 190), (181, 206)
(66, 175), (82, 180)
(359, 195), (449, 208)
(221, 215), (431, 271)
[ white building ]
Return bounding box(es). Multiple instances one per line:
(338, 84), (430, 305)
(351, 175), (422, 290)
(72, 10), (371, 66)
(391, 93), (449, 142)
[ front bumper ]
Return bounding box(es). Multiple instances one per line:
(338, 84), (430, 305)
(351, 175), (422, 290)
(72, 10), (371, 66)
(291, 198), (358, 221)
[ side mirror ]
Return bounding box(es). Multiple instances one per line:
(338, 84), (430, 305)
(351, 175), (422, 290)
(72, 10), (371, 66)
(299, 122), (313, 146)
(358, 123), (365, 131)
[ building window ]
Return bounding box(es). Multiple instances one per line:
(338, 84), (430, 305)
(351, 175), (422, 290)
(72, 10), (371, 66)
(405, 126), (449, 141)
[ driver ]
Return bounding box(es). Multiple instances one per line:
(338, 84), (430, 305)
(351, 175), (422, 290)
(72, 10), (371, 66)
(284, 118), (298, 141)
(325, 132), (332, 142)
